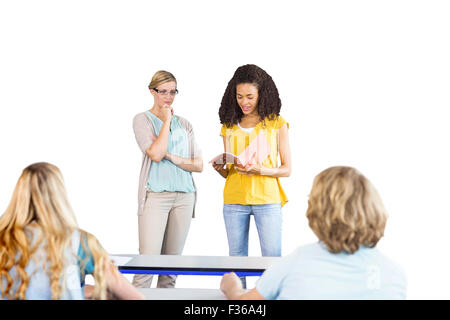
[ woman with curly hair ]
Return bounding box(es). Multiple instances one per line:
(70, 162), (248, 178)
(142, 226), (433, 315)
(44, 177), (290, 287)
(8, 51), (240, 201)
(212, 64), (292, 287)
(0, 162), (144, 300)
(220, 166), (407, 299)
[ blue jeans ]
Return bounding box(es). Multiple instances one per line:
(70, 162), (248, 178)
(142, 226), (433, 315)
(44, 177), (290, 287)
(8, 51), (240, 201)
(223, 203), (282, 288)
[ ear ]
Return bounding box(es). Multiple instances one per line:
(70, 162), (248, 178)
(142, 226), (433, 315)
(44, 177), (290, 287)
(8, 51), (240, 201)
(149, 88), (156, 98)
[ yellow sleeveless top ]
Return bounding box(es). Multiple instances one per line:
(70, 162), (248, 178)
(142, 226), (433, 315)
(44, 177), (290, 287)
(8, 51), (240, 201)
(220, 115), (289, 207)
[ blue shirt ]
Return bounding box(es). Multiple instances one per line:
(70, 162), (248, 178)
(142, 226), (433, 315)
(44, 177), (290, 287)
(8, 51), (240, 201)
(256, 242), (407, 300)
(1, 228), (95, 300)
(145, 111), (195, 193)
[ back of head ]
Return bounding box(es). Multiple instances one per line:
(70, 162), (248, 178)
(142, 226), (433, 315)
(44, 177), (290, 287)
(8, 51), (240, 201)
(0, 162), (78, 236)
(0, 162), (110, 300)
(306, 166), (388, 254)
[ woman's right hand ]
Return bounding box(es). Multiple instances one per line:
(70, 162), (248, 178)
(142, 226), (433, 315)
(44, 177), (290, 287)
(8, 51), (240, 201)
(212, 161), (226, 172)
(160, 104), (173, 123)
(212, 161), (229, 178)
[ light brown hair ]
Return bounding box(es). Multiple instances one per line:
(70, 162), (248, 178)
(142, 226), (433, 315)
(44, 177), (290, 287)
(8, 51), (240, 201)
(0, 162), (111, 299)
(148, 70), (177, 90)
(306, 166), (388, 254)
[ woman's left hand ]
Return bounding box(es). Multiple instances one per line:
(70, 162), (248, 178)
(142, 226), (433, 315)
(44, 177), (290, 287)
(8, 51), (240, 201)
(235, 163), (262, 176)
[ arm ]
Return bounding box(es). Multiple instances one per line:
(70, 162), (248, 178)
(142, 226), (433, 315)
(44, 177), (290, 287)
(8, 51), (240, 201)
(164, 154), (203, 172)
(220, 273), (265, 300)
(146, 120), (171, 162)
(212, 136), (229, 178)
(235, 124), (291, 177)
(262, 123), (291, 177)
(133, 111), (170, 162)
(105, 263), (145, 300)
(133, 113), (156, 155)
(145, 106), (173, 162)
(163, 115), (203, 171)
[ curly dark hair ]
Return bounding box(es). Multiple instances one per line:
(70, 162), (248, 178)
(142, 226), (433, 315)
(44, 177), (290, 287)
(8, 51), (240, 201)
(219, 64), (282, 127)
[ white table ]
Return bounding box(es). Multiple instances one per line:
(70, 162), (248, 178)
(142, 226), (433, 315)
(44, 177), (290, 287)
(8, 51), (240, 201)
(116, 254), (279, 276)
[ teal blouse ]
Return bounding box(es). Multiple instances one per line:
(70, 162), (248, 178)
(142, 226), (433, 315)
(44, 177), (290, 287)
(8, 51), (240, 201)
(145, 111), (195, 193)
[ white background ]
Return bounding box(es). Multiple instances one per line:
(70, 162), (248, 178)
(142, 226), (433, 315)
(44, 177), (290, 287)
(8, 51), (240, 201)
(1, 0), (449, 299)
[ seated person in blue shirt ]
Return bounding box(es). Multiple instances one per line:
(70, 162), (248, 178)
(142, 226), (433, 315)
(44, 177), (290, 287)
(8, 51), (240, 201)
(220, 166), (407, 300)
(0, 162), (144, 300)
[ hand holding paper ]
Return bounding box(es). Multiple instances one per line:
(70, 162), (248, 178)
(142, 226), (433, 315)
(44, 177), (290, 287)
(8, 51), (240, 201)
(209, 152), (245, 167)
(210, 131), (271, 169)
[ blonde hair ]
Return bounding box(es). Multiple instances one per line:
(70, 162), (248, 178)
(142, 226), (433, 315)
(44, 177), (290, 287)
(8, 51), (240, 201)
(0, 162), (112, 299)
(148, 70), (177, 90)
(306, 166), (388, 254)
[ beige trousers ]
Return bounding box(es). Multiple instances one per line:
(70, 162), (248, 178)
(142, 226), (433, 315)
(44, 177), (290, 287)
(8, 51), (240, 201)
(132, 190), (194, 288)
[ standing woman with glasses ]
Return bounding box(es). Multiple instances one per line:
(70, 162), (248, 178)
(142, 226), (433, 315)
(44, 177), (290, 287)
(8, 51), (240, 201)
(212, 64), (291, 288)
(132, 70), (203, 288)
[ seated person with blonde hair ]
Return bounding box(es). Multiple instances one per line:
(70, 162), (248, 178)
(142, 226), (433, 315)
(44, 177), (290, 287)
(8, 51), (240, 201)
(0, 162), (144, 300)
(220, 166), (407, 300)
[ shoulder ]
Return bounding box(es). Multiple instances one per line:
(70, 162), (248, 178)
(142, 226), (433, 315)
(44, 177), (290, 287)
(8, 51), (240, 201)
(264, 114), (289, 129)
(371, 247), (407, 280)
(75, 229), (88, 248)
(175, 115), (193, 130)
(220, 123), (237, 136)
(133, 111), (148, 122)
(269, 243), (321, 269)
(76, 229), (96, 274)
(75, 229), (100, 259)
(275, 242), (343, 274)
(133, 112), (149, 125)
(133, 112), (154, 131)
(290, 242), (331, 261)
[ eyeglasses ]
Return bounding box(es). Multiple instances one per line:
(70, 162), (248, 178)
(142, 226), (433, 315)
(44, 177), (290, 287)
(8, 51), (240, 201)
(153, 88), (179, 96)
